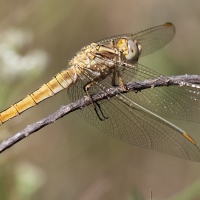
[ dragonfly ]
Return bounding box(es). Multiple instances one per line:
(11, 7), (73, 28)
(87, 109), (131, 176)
(1, 22), (200, 161)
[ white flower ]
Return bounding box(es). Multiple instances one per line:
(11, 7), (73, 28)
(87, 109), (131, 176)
(0, 29), (49, 83)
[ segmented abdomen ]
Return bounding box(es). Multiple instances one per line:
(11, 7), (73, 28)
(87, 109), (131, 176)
(0, 67), (77, 125)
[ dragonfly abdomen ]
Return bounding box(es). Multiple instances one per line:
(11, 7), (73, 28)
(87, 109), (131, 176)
(0, 67), (77, 125)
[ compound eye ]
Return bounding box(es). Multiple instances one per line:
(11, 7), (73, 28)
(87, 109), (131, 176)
(126, 40), (138, 60)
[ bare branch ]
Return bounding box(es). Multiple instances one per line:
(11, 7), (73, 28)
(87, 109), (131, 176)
(0, 74), (200, 153)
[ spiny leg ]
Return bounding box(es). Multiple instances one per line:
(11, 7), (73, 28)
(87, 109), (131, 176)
(94, 100), (108, 120)
(111, 68), (127, 91)
(115, 49), (127, 91)
(84, 81), (108, 121)
(117, 70), (127, 91)
(111, 68), (117, 86)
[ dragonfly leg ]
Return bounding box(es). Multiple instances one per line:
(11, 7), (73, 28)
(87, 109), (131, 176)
(117, 70), (127, 91)
(84, 81), (108, 121)
(115, 50), (127, 91)
(111, 69), (117, 86)
(111, 67), (127, 91)
(95, 101), (108, 120)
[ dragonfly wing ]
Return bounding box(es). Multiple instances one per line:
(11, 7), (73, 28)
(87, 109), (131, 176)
(97, 23), (175, 57)
(67, 73), (200, 161)
(119, 62), (200, 122)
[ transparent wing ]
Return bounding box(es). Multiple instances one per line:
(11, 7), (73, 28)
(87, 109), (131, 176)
(67, 68), (200, 162)
(97, 23), (175, 57)
(120, 62), (200, 122)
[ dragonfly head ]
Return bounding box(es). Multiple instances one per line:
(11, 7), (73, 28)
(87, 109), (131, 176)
(117, 38), (142, 62)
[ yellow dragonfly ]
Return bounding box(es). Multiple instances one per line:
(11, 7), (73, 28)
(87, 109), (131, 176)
(1, 22), (200, 161)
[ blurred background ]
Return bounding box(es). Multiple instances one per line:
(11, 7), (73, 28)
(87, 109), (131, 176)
(0, 0), (200, 200)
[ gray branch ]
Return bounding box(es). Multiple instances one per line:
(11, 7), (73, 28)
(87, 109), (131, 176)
(0, 74), (200, 153)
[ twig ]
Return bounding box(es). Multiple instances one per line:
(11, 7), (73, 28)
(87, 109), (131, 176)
(0, 74), (200, 153)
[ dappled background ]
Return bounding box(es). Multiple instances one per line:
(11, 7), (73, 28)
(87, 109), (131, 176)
(0, 0), (200, 200)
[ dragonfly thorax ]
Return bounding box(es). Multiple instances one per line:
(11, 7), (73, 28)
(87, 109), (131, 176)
(69, 39), (141, 80)
(69, 43), (119, 79)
